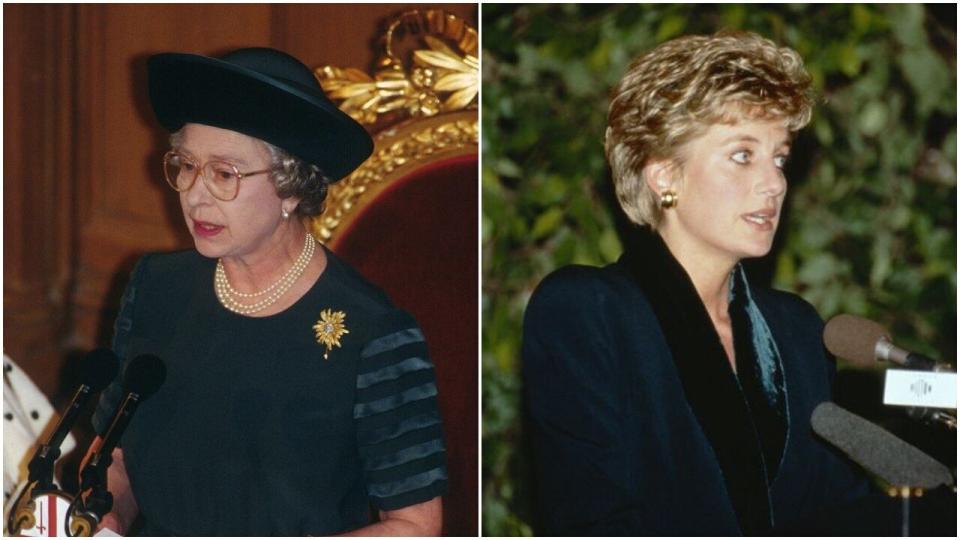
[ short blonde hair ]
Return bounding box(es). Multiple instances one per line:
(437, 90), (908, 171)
(605, 31), (814, 228)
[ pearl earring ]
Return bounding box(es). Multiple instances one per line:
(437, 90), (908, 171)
(282, 208), (290, 219)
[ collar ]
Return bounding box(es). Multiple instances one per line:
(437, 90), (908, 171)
(618, 229), (774, 534)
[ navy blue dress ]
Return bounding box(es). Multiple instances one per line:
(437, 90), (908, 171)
(92, 248), (447, 536)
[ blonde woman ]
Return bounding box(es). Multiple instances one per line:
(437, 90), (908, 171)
(523, 31), (869, 535)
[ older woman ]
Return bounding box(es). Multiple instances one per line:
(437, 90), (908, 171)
(82, 48), (446, 536)
(523, 31), (869, 535)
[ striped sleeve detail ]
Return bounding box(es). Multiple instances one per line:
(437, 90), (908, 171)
(354, 311), (448, 511)
(91, 255), (149, 436)
(353, 382), (438, 418)
(356, 356), (433, 389)
(361, 328), (426, 358)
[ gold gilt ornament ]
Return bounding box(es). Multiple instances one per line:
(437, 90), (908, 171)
(316, 9), (478, 125)
(313, 309), (349, 360)
(311, 111), (477, 242)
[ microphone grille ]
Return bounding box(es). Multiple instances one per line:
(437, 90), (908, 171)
(811, 402), (954, 488)
(823, 314), (888, 367)
(80, 348), (121, 392)
(122, 354), (166, 398)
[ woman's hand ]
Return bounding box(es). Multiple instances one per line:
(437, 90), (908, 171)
(78, 436), (139, 535)
(336, 496), (442, 536)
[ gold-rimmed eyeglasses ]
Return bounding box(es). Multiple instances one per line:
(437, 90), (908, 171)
(162, 150), (277, 201)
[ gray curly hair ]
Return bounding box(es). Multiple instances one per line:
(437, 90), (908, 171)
(169, 128), (335, 217)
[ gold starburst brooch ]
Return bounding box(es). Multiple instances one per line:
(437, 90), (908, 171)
(313, 309), (349, 360)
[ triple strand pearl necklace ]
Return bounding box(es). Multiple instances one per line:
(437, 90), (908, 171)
(214, 232), (315, 315)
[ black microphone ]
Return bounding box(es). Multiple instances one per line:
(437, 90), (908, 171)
(823, 314), (947, 371)
(26, 348), (119, 490)
(79, 354), (166, 492)
(69, 354), (165, 536)
(7, 349), (118, 536)
(810, 402), (953, 489)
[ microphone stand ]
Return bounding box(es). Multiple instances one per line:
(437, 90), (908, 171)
(66, 483), (113, 537)
(25, 380), (97, 492)
(889, 486), (919, 537)
(67, 445), (116, 537)
(906, 408), (957, 430)
(7, 379), (108, 536)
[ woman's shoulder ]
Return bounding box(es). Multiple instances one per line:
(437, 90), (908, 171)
(523, 261), (654, 348)
(135, 248), (209, 274)
(320, 249), (397, 314)
(311, 249), (428, 346)
(527, 262), (641, 316)
(126, 249), (211, 290)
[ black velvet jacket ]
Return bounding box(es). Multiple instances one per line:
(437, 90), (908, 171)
(522, 233), (869, 535)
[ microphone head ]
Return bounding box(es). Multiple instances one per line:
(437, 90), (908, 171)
(811, 402), (954, 488)
(823, 314), (889, 367)
(79, 348), (121, 392)
(122, 354), (166, 398)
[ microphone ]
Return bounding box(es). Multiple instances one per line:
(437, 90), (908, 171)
(823, 314), (946, 371)
(823, 314), (956, 428)
(79, 354), (166, 491)
(70, 354), (165, 535)
(810, 402), (953, 489)
(26, 348), (119, 490)
(7, 349), (118, 536)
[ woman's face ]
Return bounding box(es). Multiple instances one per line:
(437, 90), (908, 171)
(656, 117), (790, 265)
(176, 123), (292, 260)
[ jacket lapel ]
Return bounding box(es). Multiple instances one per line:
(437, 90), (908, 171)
(619, 230), (773, 534)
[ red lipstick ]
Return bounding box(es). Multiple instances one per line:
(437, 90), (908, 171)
(193, 221), (224, 237)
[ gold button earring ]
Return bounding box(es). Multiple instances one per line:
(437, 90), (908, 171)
(660, 190), (678, 209)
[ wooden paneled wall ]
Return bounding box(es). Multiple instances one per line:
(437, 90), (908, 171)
(4, 2), (477, 394)
(4, 5), (79, 395)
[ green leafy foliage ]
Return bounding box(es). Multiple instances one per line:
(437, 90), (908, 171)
(482, 4), (955, 535)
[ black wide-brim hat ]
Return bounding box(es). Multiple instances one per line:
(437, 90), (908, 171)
(148, 47), (373, 181)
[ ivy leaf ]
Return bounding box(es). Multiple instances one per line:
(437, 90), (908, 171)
(530, 208), (565, 240)
(898, 47), (949, 115)
(858, 100), (887, 136)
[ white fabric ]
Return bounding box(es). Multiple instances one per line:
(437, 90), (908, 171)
(3, 355), (76, 510)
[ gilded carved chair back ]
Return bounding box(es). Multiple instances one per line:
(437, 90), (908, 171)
(311, 9), (478, 245)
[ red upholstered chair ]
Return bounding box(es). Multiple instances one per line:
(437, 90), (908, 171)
(311, 11), (478, 535)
